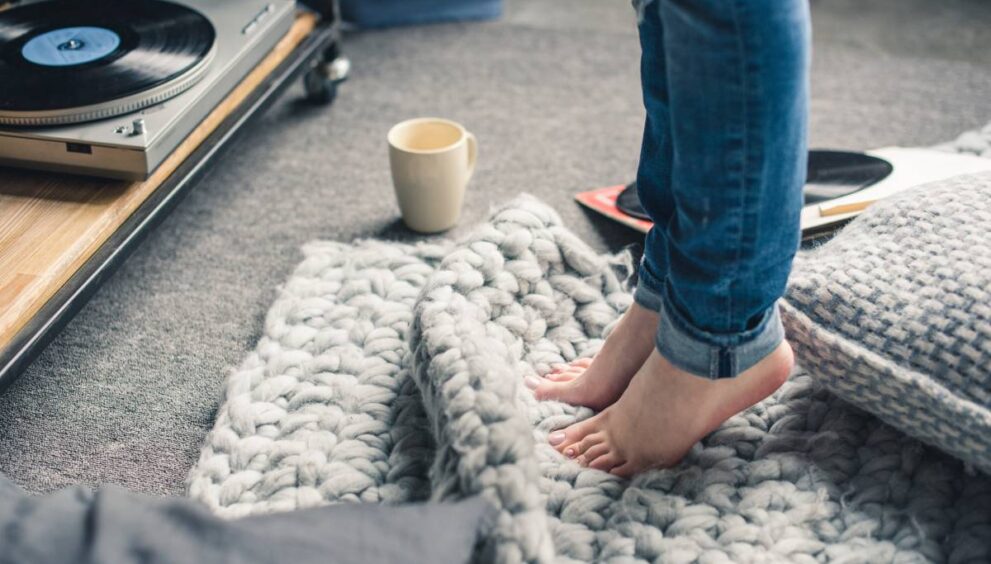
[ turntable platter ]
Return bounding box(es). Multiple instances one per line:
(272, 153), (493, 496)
(0, 0), (216, 126)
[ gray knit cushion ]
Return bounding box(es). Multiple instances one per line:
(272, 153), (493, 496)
(781, 171), (991, 474)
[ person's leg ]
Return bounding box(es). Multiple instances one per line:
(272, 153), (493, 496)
(527, 0), (675, 409)
(550, 0), (810, 475)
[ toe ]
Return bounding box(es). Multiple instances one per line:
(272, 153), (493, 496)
(533, 379), (574, 402)
(534, 377), (594, 406)
(609, 461), (637, 479)
(577, 443), (610, 466)
(551, 415), (603, 454)
(589, 452), (622, 472)
(567, 432), (604, 459)
(574, 432), (604, 456)
(550, 358), (592, 374)
(544, 368), (584, 382)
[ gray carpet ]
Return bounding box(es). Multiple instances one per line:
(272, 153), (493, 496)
(2, 0), (991, 496)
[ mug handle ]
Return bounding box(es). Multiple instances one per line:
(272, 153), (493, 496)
(465, 131), (478, 180)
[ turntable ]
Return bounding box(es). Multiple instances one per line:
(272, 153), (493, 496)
(0, 0), (304, 179)
(0, 0), (349, 389)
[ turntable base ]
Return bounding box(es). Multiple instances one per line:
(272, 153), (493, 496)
(0, 11), (333, 388)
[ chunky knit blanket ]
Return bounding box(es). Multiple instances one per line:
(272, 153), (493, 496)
(188, 197), (990, 563)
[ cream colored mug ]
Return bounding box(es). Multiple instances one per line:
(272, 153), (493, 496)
(387, 117), (477, 233)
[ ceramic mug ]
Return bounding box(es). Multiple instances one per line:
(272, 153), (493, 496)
(387, 117), (477, 233)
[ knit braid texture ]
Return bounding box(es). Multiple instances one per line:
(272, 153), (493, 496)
(188, 196), (990, 563)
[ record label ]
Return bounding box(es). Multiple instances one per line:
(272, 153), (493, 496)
(21, 27), (121, 67)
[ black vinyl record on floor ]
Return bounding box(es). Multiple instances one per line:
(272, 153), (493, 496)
(615, 180), (648, 221)
(802, 150), (894, 204)
(0, 0), (214, 118)
(615, 150), (894, 221)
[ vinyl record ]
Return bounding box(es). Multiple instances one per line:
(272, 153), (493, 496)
(615, 150), (895, 221)
(802, 150), (894, 204)
(0, 0), (216, 126)
(615, 181), (645, 220)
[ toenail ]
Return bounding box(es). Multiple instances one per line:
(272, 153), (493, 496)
(524, 376), (541, 390)
(565, 447), (576, 458)
(548, 431), (566, 446)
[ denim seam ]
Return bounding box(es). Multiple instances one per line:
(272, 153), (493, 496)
(634, 258), (666, 313)
(741, 2), (769, 336)
(727, 0), (748, 335)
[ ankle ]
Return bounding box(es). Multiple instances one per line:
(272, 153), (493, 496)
(765, 340), (794, 388)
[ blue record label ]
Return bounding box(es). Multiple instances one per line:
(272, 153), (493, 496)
(21, 26), (120, 66)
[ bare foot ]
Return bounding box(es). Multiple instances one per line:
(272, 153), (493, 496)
(548, 342), (793, 477)
(526, 302), (660, 411)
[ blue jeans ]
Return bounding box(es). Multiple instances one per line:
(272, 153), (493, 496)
(631, 0), (810, 378)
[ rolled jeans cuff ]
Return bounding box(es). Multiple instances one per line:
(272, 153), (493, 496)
(633, 268), (785, 380)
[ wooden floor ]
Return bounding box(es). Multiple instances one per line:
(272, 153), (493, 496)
(0, 12), (317, 355)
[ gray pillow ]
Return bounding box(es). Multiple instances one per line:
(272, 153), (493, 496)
(780, 172), (991, 474)
(0, 472), (492, 564)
